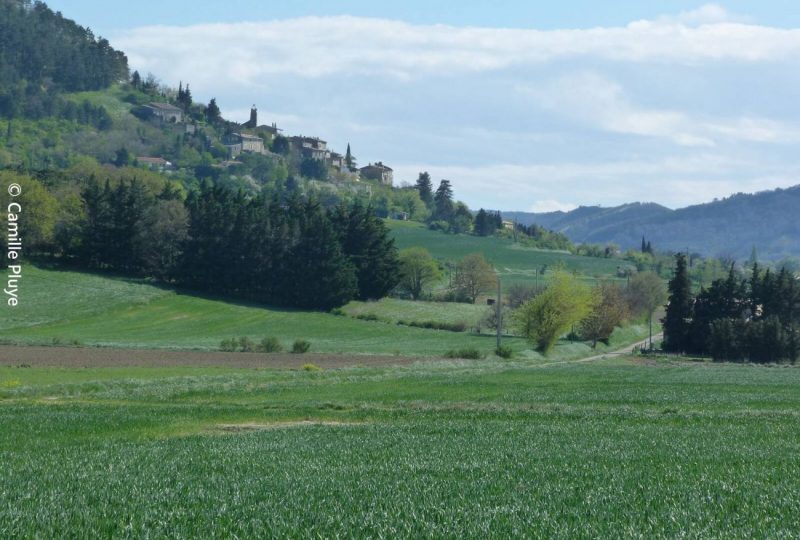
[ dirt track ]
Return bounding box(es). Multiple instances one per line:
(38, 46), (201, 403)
(0, 345), (434, 369)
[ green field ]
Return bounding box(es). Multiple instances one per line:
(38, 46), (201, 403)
(1, 358), (799, 536)
(387, 220), (626, 288)
(0, 266), (648, 359)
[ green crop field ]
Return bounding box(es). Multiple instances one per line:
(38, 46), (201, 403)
(0, 266), (648, 359)
(1, 357), (799, 537)
(343, 297), (487, 327)
(387, 220), (627, 288)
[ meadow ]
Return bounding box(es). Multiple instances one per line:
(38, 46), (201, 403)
(0, 265), (648, 360)
(1, 357), (798, 537)
(387, 220), (627, 288)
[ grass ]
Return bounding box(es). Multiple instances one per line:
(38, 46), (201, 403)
(387, 220), (626, 288)
(2, 266), (649, 359)
(343, 297), (487, 327)
(1, 358), (799, 536)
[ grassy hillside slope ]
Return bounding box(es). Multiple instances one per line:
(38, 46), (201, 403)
(1, 266), (648, 359)
(387, 219), (625, 287)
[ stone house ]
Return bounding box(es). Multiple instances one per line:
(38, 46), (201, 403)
(329, 152), (345, 171)
(223, 133), (266, 157)
(136, 156), (174, 171)
(289, 136), (329, 161)
(142, 102), (184, 123)
(359, 162), (393, 185)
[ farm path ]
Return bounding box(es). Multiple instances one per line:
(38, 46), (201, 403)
(537, 333), (664, 368)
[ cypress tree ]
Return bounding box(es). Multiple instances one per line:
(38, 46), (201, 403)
(663, 253), (693, 353)
(286, 206), (357, 310)
(474, 209), (488, 236)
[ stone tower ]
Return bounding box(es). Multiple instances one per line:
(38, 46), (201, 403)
(246, 105), (257, 128)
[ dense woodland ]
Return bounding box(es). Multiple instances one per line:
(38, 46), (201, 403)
(663, 254), (799, 363)
(0, 0), (128, 119)
(3, 168), (398, 310)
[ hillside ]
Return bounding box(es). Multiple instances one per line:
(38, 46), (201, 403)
(0, 265), (650, 360)
(386, 220), (627, 287)
(505, 187), (800, 260)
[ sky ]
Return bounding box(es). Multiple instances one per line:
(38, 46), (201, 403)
(47, 1), (800, 212)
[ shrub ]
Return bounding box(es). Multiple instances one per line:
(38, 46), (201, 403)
(292, 340), (311, 354)
(329, 307), (346, 317)
(238, 336), (256, 353)
(444, 347), (484, 359)
(397, 320), (467, 332)
(495, 345), (513, 359)
(302, 363), (321, 372)
(355, 313), (382, 322)
(220, 338), (237, 352)
(258, 337), (283, 353)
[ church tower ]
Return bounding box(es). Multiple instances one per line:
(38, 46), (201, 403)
(246, 105), (257, 128)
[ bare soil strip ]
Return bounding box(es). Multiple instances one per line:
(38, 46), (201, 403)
(213, 421), (363, 432)
(0, 345), (434, 369)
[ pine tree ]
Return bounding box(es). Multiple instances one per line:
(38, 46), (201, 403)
(433, 179), (454, 223)
(663, 253), (693, 353)
(415, 172), (434, 208)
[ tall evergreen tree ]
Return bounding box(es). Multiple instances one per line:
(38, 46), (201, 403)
(205, 98), (221, 124)
(332, 202), (399, 300)
(286, 206), (357, 310)
(474, 209), (489, 236)
(415, 172), (434, 208)
(433, 179), (454, 223)
(663, 253), (693, 353)
(344, 143), (355, 170)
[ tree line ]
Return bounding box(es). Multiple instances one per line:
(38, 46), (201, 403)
(0, 0), (128, 119)
(663, 254), (799, 363)
(8, 172), (399, 310)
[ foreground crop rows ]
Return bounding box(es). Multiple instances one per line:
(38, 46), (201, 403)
(1, 359), (799, 537)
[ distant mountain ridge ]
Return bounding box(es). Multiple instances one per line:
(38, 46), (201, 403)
(503, 185), (800, 260)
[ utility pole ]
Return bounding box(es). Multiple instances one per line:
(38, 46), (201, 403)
(496, 273), (502, 351)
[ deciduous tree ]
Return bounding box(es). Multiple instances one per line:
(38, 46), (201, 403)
(512, 270), (594, 353)
(453, 253), (496, 304)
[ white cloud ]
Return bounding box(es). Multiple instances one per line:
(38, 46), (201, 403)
(114, 13), (800, 85)
(655, 4), (750, 26)
(392, 157), (800, 211)
(522, 72), (800, 147)
(111, 8), (800, 212)
(529, 200), (578, 213)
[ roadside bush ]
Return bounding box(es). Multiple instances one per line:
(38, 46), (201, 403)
(495, 345), (513, 359)
(355, 313), (384, 322)
(444, 347), (484, 359)
(258, 337), (283, 353)
(397, 320), (467, 332)
(238, 336), (256, 352)
(292, 340), (311, 354)
(220, 338), (237, 352)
